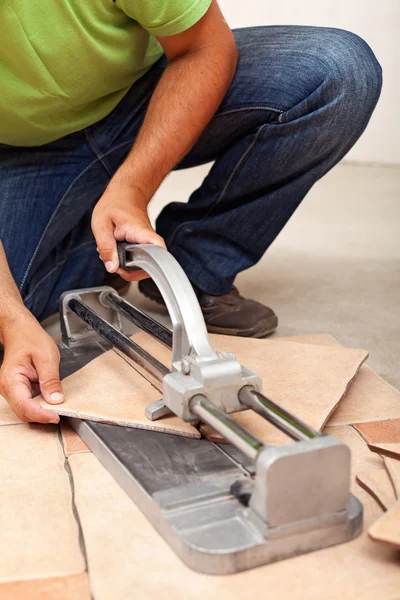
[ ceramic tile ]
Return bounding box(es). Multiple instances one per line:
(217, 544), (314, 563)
(368, 500), (400, 549)
(37, 348), (200, 439)
(276, 334), (400, 427)
(0, 424), (85, 582)
(0, 573), (90, 600)
(324, 425), (395, 507)
(354, 419), (400, 444)
(69, 436), (400, 600)
(384, 457), (400, 499)
(60, 420), (90, 455)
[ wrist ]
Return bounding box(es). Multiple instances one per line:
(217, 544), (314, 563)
(0, 304), (36, 344)
(109, 166), (152, 209)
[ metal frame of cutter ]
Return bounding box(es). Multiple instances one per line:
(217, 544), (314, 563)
(58, 243), (362, 575)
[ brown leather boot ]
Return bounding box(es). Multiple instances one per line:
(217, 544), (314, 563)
(138, 278), (278, 338)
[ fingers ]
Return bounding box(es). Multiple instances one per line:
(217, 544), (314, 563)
(0, 372), (59, 424)
(34, 349), (65, 406)
(123, 227), (167, 249)
(116, 267), (150, 282)
(92, 217), (119, 273)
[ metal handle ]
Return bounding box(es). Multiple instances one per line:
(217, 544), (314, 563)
(116, 243), (217, 369)
(117, 242), (141, 272)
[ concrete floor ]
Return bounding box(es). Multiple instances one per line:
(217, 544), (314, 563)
(47, 162), (400, 389)
(125, 162), (400, 389)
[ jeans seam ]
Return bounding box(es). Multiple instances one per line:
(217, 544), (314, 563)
(217, 105), (284, 117)
(84, 129), (113, 177)
(24, 240), (96, 305)
(167, 122), (269, 250)
(19, 140), (135, 292)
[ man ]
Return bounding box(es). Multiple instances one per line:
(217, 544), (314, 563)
(0, 0), (381, 424)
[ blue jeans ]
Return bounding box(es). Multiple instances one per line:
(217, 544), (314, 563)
(0, 26), (382, 321)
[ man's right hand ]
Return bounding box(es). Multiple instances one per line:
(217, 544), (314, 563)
(0, 311), (64, 424)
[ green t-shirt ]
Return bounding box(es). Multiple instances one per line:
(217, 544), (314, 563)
(0, 0), (211, 146)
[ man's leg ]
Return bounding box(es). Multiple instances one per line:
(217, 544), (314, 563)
(155, 26), (382, 294)
(0, 134), (111, 321)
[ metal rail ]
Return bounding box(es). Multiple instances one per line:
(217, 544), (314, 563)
(68, 297), (169, 384)
(189, 395), (264, 461)
(239, 387), (320, 442)
(103, 292), (173, 349)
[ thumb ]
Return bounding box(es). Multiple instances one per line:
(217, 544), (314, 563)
(93, 217), (119, 273)
(35, 354), (65, 405)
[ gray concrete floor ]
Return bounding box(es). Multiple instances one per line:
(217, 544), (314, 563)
(126, 162), (400, 389)
(47, 162), (400, 389)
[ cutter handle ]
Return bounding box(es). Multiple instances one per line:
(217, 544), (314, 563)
(117, 242), (141, 272)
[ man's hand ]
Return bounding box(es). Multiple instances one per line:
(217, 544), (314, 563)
(0, 312), (64, 424)
(91, 176), (166, 282)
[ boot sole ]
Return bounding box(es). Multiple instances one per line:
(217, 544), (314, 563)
(139, 282), (278, 339)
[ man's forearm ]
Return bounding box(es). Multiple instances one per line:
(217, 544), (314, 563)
(0, 242), (30, 341)
(113, 40), (238, 204)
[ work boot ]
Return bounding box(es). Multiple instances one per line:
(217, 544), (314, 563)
(138, 279), (278, 338)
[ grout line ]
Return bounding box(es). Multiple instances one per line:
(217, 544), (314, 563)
(57, 426), (92, 586)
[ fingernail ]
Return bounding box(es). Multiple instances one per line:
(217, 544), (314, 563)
(50, 392), (64, 402)
(49, 415), (60, 424)
(105, 261), (115, 273)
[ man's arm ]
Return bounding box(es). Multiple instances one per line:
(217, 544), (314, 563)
(0, 241), (64, 422)
(92, 0), (237, 276)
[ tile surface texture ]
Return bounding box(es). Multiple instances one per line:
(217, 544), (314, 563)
(368, 500), (400, 548)
(37, 348), (200, 438)
(0, 573), (91, 600)
(384, 457), (400, 499)
(70, 436), (400, 600)
(323, 425), (396, 504)
(0, 424), (85, 582)
(60, 420), (90, 455)
(354, 419), (400, 459)
(278, 334), (400, 426)
(354, 419), (400, 444)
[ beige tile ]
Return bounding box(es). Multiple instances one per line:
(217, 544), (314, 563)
(325, 425), (397, 511)
(354, 419), (400, 444)
(0, 573), (90, 600)
(0, 424), (85, 582)
(328, 365), (400, 426)
(384, 457), (400, 499)
(70, 436), (400, 600)
(354, 419), (400, 460)
(60, 421), (90, 455)
(369, 442), (400, 461)
(369, 500), (400, 549)
(275, 333), (339, 346)
(37, 348), (200, 439)
(133, 331), (367, 445)
(277, 333), (400, 427)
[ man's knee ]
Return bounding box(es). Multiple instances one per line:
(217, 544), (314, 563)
(320, 28), (382, 128)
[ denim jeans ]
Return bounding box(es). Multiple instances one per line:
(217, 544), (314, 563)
(0, 26), (382, 321)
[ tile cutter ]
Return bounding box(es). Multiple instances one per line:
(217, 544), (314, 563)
(58, 242), (363, 575)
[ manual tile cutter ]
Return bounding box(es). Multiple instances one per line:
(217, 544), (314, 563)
(58, 242), (362, 575)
